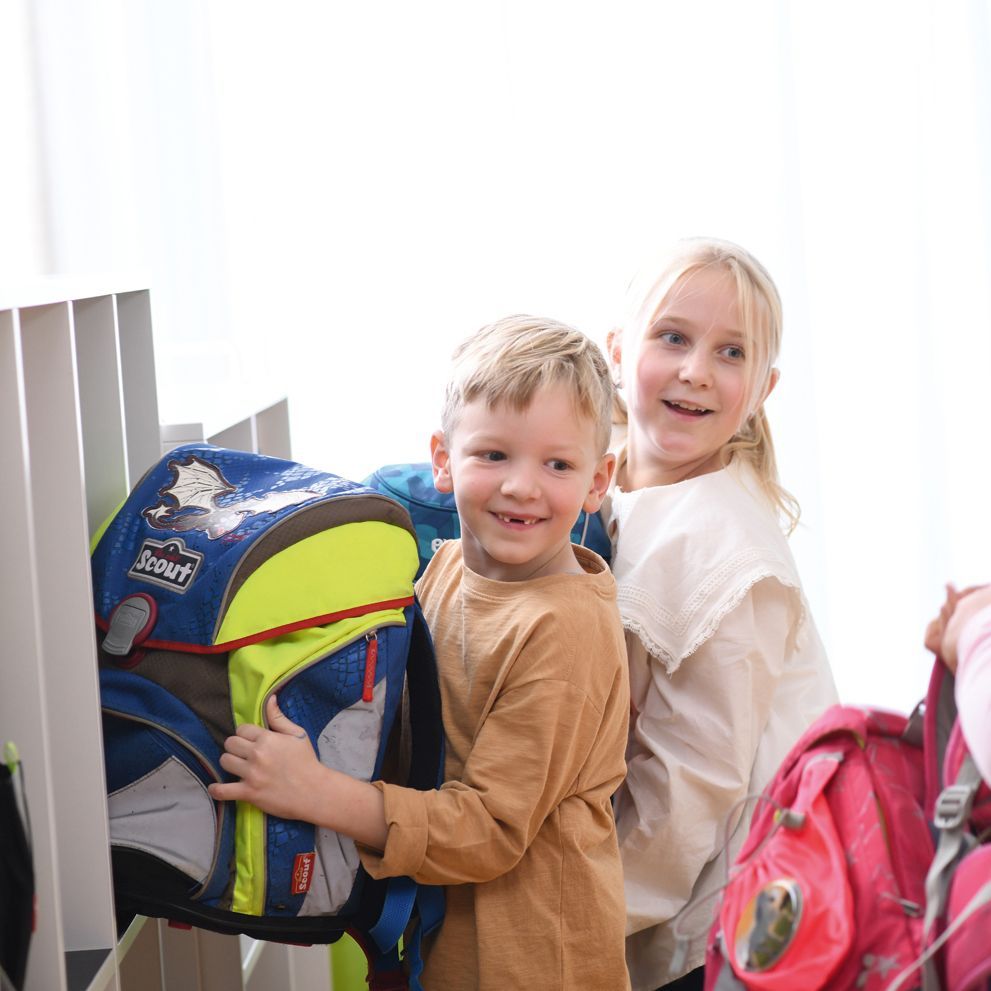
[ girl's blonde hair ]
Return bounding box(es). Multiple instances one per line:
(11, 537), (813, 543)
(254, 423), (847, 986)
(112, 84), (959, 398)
(442, 314), (614, 455)
(614, 237), (799, 532)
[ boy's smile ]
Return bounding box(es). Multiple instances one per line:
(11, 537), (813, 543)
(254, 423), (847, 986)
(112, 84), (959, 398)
(430, 382), (614, 582)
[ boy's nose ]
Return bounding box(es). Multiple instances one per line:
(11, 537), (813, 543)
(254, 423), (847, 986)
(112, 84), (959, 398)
(500, 465), (540, 500)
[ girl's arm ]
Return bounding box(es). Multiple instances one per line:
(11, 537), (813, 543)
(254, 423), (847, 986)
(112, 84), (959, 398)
(615, 578), (800, 935)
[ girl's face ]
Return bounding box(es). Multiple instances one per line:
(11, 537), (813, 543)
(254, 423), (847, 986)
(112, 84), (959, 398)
(615, 265), (770, 489)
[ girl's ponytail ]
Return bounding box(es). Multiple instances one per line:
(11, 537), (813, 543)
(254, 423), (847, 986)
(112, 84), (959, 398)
(612, 385), (629, 427)
(723, 407), (800, 534)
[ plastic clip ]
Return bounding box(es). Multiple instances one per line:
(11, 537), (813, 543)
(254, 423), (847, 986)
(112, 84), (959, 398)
(934, 783), (976, 831)
(103, 593), (157, 658)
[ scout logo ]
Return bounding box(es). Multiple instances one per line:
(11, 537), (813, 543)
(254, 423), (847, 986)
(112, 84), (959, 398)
(292, 852), (316, 895)
(128, 538), (204, 593)
(142, 454), (321, 540)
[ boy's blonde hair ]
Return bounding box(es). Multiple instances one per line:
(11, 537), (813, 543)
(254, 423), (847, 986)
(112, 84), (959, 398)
(615, 237), (799, 531)
(442, 315), (614, 455)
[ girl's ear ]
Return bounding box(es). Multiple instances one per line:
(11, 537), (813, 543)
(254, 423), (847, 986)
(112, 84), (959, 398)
(761, 367), (780, 405)
(430, 430), (454, 493)
(583, 451), (616, 513)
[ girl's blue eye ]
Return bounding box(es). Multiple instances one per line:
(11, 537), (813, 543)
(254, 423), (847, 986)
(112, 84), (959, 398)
(722, 345), (745, 361)
(659, 331), (687, 346)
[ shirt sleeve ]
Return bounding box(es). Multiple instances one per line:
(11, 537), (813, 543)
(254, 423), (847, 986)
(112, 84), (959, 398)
(614, 577), (794, 936)
(359, 650), (626, 886)
(955, 602), (991, 786)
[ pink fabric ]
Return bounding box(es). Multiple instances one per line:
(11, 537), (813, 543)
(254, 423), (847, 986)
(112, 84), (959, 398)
(704, 705), (933, 991)
(955, 603), (991, 787)
(945, 845), (991, 991)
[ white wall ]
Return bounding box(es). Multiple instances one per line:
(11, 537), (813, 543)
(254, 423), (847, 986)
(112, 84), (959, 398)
(11, 0), (991, 712)
(0, 0), (48, 282)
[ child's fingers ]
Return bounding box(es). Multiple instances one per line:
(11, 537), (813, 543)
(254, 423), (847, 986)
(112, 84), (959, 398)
(219, 751), (249, 778)
(223, 734), (256, 759)
(924, 616), (944, 655)
(208, 780), (246, 802)
(235, 722), (265, 742)
(265, 694), (307, 740)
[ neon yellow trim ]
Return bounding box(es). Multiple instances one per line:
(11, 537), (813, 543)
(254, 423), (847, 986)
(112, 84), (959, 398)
(216, 521), (417, 645)
(229, 608), (406, 915)
(90, 499), (126, 554)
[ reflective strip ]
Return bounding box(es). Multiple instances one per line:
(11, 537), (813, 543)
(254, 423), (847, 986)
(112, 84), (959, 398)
(300, 677), (388, 917)
(109, 755), (217, 882)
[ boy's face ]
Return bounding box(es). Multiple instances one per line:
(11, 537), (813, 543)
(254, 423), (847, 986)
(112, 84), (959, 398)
(430, 382), (614, 582)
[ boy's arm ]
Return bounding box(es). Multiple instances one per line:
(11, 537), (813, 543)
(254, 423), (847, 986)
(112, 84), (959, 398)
(361, 619), (629, 886)
(208, 695), (388, 851)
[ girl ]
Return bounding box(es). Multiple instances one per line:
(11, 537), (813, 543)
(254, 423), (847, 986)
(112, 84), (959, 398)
(605, 238), (838, 991)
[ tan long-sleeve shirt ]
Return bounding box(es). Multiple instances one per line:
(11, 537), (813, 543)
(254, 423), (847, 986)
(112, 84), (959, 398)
(359, 541), (631, 990)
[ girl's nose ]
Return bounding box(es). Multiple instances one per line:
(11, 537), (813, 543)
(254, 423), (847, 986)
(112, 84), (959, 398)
(678, 346), (713, 386)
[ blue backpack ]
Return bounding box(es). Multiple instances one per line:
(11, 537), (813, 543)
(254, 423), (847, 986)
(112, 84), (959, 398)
(92, 445), (444, 988)
(363, 462), (612, 579)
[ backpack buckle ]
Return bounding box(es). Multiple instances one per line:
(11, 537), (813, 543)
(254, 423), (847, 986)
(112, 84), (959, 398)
(103, 593), (157, 661)
(934, 783), (976, 830)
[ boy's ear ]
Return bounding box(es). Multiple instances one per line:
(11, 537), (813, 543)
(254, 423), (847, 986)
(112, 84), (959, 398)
(583, 451), (616, 514)
(430, 430), (454, 494)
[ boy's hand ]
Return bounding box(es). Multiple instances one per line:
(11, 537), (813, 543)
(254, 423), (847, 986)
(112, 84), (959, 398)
(208, 695), (320, 822)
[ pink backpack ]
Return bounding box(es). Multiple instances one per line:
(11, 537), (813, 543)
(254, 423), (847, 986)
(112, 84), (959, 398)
(911, 663), (991, 991)
(703, 661), (990, 991)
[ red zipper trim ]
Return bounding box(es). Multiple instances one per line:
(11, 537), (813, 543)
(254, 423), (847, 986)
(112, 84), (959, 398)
(362, 634), (379, 703)
(94, 595), (413, 654)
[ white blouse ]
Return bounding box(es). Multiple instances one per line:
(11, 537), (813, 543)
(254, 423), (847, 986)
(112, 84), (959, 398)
(605, 460), (838, 989)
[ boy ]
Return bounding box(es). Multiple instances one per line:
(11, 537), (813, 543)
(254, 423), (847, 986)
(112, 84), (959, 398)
(209, 316), (632, 989)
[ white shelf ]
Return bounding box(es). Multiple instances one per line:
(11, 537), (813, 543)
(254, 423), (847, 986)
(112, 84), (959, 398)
(1, 286), (328, 991)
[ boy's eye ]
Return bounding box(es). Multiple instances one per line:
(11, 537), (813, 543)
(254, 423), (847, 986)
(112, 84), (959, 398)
(548, 459), (572, 472)
(481, 451), (506, 462)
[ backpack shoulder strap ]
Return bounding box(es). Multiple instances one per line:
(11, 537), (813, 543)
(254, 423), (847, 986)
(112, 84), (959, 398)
(924, 753), (984, 937)
(923, 657), (959, 816)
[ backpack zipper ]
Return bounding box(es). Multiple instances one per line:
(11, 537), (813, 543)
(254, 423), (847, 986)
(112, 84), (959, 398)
(251, 617), (403, 916)
(263, 619), (404, 708)
(362, 632), (379, 702)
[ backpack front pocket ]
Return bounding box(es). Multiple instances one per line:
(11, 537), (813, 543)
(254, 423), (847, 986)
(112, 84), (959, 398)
(719, 753), (853, 991)
(101, 667), (235, 906)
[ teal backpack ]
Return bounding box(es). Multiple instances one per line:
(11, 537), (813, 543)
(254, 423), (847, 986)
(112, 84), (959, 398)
(364, 462), (613, 579)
